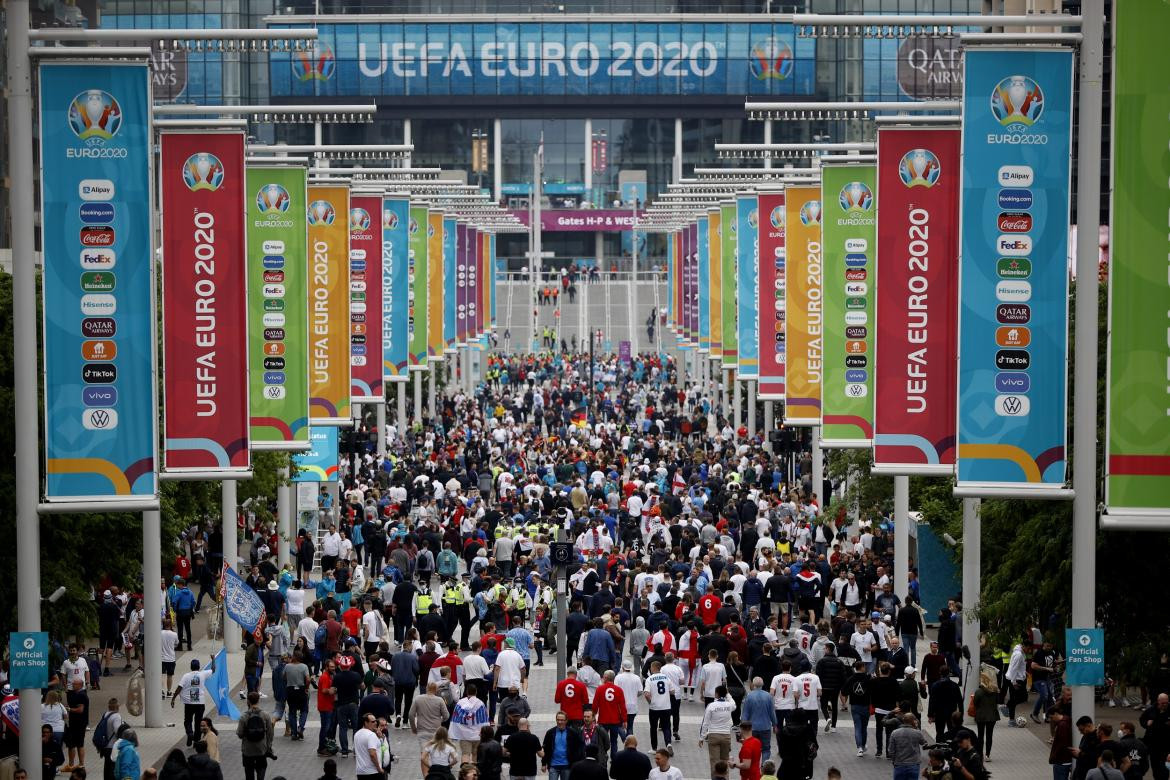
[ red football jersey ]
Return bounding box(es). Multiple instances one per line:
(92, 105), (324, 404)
(592, 683), (627, 725)
(555, 677), (589, 720)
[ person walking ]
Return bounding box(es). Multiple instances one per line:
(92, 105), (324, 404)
(542, 712), (585, 780)
(972, 670), (1002, 761)
(235, 691), (274, 780)
(886, 714), (928, 780)
(698, 685), (736, 777)
(740, 678), (777, 764)
(171, 657), (215, 747)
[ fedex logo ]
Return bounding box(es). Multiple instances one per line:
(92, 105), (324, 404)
(997, 235), (1033, 256)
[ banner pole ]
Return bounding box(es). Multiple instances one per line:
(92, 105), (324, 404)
(376, 402), (387, 458)
(8, 0), (44, 772)
(811, 427), (824, 506)
(397, 381), (407, 435)
(961, 497), (981, 717)
(894, 476), (910, 605)
(143, 509), (164, 727)
(414, 370), (423, 423)
(1071, 0), (1104, 722)
(278, 468), (291, 570)
(764, 402), (774, 452)
(222, 480), (241, 652)
(747, 381), (757, 438)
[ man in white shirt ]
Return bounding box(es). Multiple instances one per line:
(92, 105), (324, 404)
(697, 686), (736, 776)
(576, 660), (602, 699)
(647, 748), (684, 780)
(493, 638), (528, 696)
(160, 619), (181, 693)
(614, 660), (644, 732)
(171, 657), (215, 747)
(850, 619), (879, 674)
(699, 651), (727, 704)
(643, 661), (678, 755)
(353, 713), (384, 780)
(770, 660), (798, 733)
(794, 668), (822, 731)
(361, 602), (387, 657)
(321, 525), (342, 572)
(1004, 642), (1029, 722)
(462, 644), (491, 701)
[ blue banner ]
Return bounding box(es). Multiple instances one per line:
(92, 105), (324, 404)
(220, 564), (265, 634)
(736, 194), (760, 379)
(270, 22), (815, 98)
(382, 196), (410, 381)
(1064, 628), (1105, 687)
(956, 47), (1073, 491)
(8, 632), (49, 689)
(39, 62), (158, 502)
(292, 427), (339, 483)
(443, 216), (457, 350)
(206, 648), (241, 720)
(697, 217), (710, 352)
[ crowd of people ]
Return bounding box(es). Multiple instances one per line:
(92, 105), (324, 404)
(5, 350), (1167, 780)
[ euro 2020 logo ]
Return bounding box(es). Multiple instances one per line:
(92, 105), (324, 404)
(182, 153), (225, 192)
(898, 149), (941, 188)
(799, 200), (821, 226)
(748, 209), (759, 229)
(991, 75), (1044, 128)
(308, 199), (336, 226)
(770, 205), (785, 230)
(838, 182), (873, 214)
(383, 210), (399, 230)
(350, 207), (371, 231)
(292, 44), (336, 82)
(408, 217), (419, 235)
(68, 90), (122, 145)
(749, 37), (794, 81)
(256, 183), (291, 214)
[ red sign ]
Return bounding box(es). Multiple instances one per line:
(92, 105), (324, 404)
(349, 194), (384, 403)
(80, 226), (115, 246)
(159, 131), (250, 472)
(873, 127), (960, 472)
(757, 192), (785, 400)
(997, 212), (1032, 232)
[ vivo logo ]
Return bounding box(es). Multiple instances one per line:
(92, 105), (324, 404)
(263, 371), (286, 385)
(82, 387), (118, 407)
(845, 369), (868, 383)
(998, 165), (1034, 186)
(995, 372), (1031, 393)
(996, 281), (1032, 302)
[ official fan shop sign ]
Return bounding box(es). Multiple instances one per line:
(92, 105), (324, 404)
(428, 211), (445, 360)
(348, 193), (384, 404)
(8, 632), (50, 690)
(39, 62), (158, 502)
(697, 218), (711, 353)
(160, 131), (251, 475)
(736, 195), (759, 380)
(1064, 628), (1104, 687)
(382, 197), (410, 381)
(1104, 3), (1170, 523)
(873, 127), (959, 475)
(757, 192), (785, 399)
(246, 165), (310, 450)
(307, 185), (352, 425)
(456, 222), (469, 346)
(956, 47), (1074, 494)
(709, 209), (723, 361)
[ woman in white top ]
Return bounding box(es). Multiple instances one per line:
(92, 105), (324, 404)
(421, 726), (459, 779)
(41, 690), (68, 744)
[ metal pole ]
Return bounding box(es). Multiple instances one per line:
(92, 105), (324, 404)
(732, 370), (741, 428)
(376, 402), (387, 458)
(9, 1), (44, 769)
(764, 401), (774, 452)
(143, 510), (164, 727)
(961, 497), (981, 716)
(1071, 0), (1104, 723)
(629, 202), (638, 354)
(763, 120), (773, 170)
(221, 480), (241, 652)
(555, 525), (568, 683)
(397, 381), (407, 435)
(812, 427), (824, 506)
(428, 364), (437, 419)
(894, 475), (910, 604)
(747, 380), (757, 438)
(493, 118), (503, 203)
(278, 467), (291, 570)
(533, 151), (542, 352)
(413, 370), (423, 422)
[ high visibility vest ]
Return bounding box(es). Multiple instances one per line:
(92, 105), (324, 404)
(508, 589), (529, 610)
(442, 585), (465, 605)
(416, 594), (433, 614)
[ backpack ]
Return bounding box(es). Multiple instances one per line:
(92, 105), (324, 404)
(91, 712), (113, 751)
(244, 711), (267, 743)
(314, 623), (328, 650)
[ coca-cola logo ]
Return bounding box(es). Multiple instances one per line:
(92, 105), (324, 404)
(998, 212), (1033, 232)
(80, 226), (115, 246)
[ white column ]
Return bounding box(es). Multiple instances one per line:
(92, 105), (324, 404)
(493, 118), (503, 203)
(732, 371), (741, 429)
(221, 480), (240, 652)
(403, 119), (412, 167)
(143, 510), (163, 726)
(961, 497), (982, 715)
(811, 427), (824, 505)
(278, 467), (291, 569)
(894, 475), (910, 604)
(764, 401), (774, 452)
(763, 120), (773, 170)
(675, 118), (683, 177)
(413, 370), (423, 422)
(583, 118), (593, 193)
(397, 381), (407, 435)
(747, 380), (757, 437)
(376, 403), (387, 457)
(428, 365), (437, 419)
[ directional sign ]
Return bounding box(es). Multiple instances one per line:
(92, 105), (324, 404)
(9, 632), (49, 689)
(1064, 628), (1105, 686)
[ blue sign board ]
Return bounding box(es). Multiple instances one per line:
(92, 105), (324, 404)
(1065, 628), (1105, 686)
(39, 62), (158, 502)
(9, 632), (50, 689)
(956, 47), (1073, 491)
(292, 427), (339, 483)
(736, 194), (759, 379)
(383, 197), (411, 380)
(270, 22), (816, 98)
(443, 217), (458, 349)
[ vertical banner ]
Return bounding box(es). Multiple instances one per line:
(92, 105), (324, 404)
(160, 131), (250, 474)
(349, 193), (384, 404)
(758, 192), (786, 400)
(408, 204), (429, 369)
(468, 227), (481, 339)
(39, 62), (158, 501)
(490, 233), (498, 328)
(382, 197), (410, 382)
(443, 216), (457, 352)
(874, 127), (960, 474)
(821, 164), (877, 447)
(479, 230), (490, 336)
(721, 202), (738, 370)
(456, 222), (469, 346)
(1105, 4), (1170, 522)
(427, 210), (445, 362)
(709, 209), (724, 361)
(736, 195), (759, 379)
(957, 47), (1074, 493)
(307, 184), (351, 425)
(291, 427), (339, 483)
(246, 165), (309, 449)
(680, 227), (691, 344)
(698, 218), (711, 353)
(666, 229), (675, 334)
(783, 185), (823, 425)
(688, 223), (698, 347)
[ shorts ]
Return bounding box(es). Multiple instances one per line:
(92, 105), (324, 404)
(162, 661), (176, 676)
(775, 602), (789, 614)
(65, 719), (86, 748)
(458, 739), (480, 758)
(99, 633), (118, 651)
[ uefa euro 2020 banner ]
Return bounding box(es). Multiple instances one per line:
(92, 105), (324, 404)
(443, 216), (458, 352)
(709, 209), (723, 361)
(469, 227), (482, 338)
(292, 426), (339, 483)
(39, 62), (159, 502)
(456, 222), (469, 345)
(408, 204), (429, 367)
(783, 186), (823, 425)
(307, 185), (352, 425)
(821, 164), (877, 448)
(160, 131), (250, 475)
(873, 127), (960, 475)
(348, 193), (384, 404)
(697, 217), (711, 353)
(246, 164), (310, 450)
(736, 195), (759, 380)
(757, 192), (785, 399)
(721, 203), (738, 368)
(382, 196), (410, 382)
(1105, 5), (1170, 522)
(957, 47), (1073, 495)
(427, 210), (445, 361)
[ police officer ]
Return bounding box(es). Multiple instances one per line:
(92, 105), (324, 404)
(442, 574), (474, 650)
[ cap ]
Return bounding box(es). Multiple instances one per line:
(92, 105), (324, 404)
(337, 655), (355, 670)
(904, 666), (916, 676)
(621, 660), (633, 671)
(505, 637), (516, 647)
(267, 581), (279, 591)
(103, 589), (112, 598)
(870, 611), (882, 620)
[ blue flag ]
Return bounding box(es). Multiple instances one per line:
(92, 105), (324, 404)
(221, 564), (265, 635)
(207, 649), (240, 720)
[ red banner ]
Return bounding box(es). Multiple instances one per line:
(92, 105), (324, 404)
(758, 192), (786, 400)
(873, 127), (960, 473)
(160, 131), (250, 473)
(349, 194), (384, 403)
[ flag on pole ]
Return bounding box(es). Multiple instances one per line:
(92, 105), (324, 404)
(206, 648), (241, 720)
(220, 563), (266, 643)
